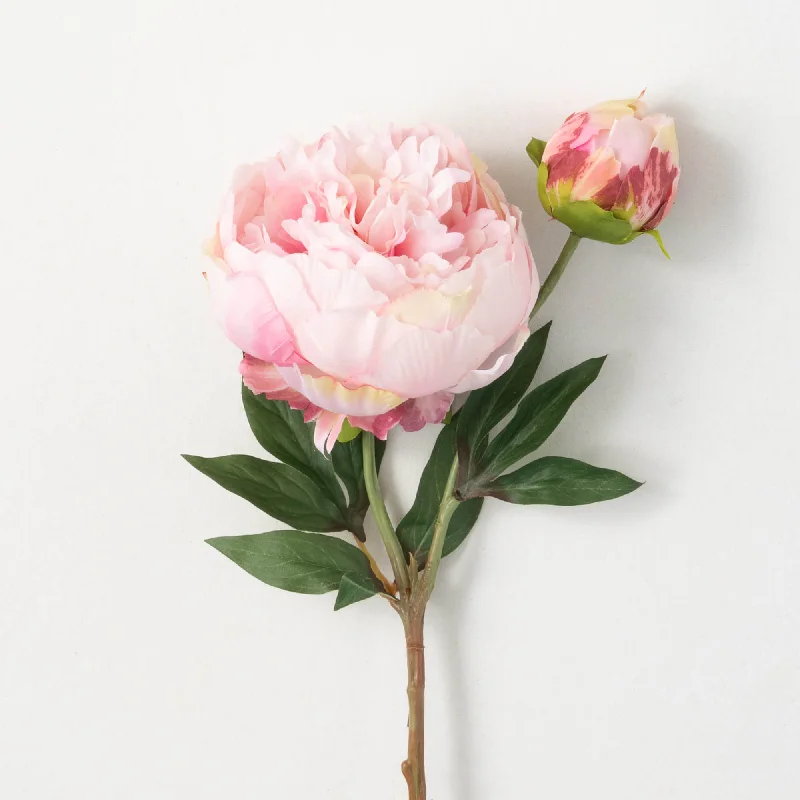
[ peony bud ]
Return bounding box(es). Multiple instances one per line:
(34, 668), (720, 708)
(528, 96), (679, 254)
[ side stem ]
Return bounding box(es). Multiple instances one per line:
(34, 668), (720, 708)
(531, 231), (581, 317)
(362, 432), (410, 595)
(421, 456), (460, 601)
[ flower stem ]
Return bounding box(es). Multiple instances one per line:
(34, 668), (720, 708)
(362, 433), (410, 595)
(531, 231), (582, 317)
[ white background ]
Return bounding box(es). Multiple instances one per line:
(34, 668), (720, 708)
(2, 1), (798, 798)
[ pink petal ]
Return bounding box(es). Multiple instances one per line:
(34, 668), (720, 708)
(313, 411), (345, 453)
(277, 365), (404, 416)
(605, 116), (656, 176)
(398, 392), (454, 432)
(449, 327), (529, 393)
(239, 355), (318, 414)
(207, 267), (299, 366)
(570, 146), (622, 206)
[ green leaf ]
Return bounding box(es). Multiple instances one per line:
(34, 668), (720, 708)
(331, 436), (386, 541)
(457, 322), (551, 477)
(334, 572), (382, 610)
(484, 456), (642, 505)
(526, 137), (547, 167)
(242, 385), (345, 508)
(550, 200), (636, 244)
(183, 454), (346, 532)
(396, 424), (483, 564)
(206, 530), (381, 597)
(474, 356), (606, 485)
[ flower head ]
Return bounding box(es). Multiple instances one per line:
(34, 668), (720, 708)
(529, 96), (679, 252)
(208, 125), (539, 451)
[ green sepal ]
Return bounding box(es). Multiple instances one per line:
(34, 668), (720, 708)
(551, 200), (636, 245)
(337, 419), (362, 443)
(526, 137), (547, 167)
(537, 162), (552, 215)
(643, 228), (670, 258)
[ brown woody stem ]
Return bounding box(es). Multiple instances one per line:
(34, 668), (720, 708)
(400, 595), (427, 800)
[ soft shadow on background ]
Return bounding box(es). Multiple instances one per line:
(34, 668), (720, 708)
(419, 107), (744, 800)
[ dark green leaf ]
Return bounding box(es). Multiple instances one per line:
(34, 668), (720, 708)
(331, 436), (386, 540)
(334, 572), (382, 610)
(526, 136), (547, 167)
(183, 454), (346, 532)
(396, 424), (483, 564)
(484, 456), (642, 505)
(457, 322), (551, 476)
(475, 356), (606, 484)
(206, 530), (380, 596)
(242, 385), (345, 509)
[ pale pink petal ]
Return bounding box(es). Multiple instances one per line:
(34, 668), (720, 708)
(239, 355), (318, 414)
(606, 116), (656, 176)
(207, 267), (299, 365)
(362, 319), (495, 397)
(380, 288), (472, 331)
(247, 252), (318, 331)
(649, 117), (679, 164)
(313, 411), (346, 453)
(449, 327), (529, 393)
(348, 406), (407, 440)
(393, 214), (464, 260)
(277, 365), (404, 416)
(353, 253), (412, 299)
(461, 243), (534, 344)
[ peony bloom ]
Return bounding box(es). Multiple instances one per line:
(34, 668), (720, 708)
(206, 125), (539, 451)
(528, 96), (679, 252)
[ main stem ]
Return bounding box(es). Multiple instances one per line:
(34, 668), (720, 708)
(387, 233), (584, 798)
(399, 457), (460, 800)
(401, 597), (426, 800)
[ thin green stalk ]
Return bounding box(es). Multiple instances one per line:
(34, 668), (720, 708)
(421, 456), (460, 601)
(531, 231), (582, 317)
(362, 432), (410, 595)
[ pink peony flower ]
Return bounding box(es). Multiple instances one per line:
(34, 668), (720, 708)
(529, 96), (679, 251)
(206, 125), (539, 451)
